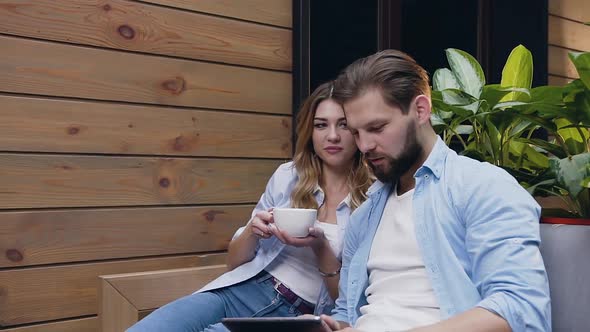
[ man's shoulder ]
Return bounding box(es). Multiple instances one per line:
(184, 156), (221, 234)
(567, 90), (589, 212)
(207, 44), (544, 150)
(445, 153), (516, 186)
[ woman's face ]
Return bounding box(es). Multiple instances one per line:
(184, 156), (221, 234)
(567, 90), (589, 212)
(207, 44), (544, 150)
(312, 99), (358, 169)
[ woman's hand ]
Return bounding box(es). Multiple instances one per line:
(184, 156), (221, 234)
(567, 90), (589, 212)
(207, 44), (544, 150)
(269, 224), (328, 250)
(246, 209), (275, 239)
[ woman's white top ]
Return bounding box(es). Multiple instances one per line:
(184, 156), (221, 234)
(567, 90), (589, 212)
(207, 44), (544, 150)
(265, 220), (340, 303)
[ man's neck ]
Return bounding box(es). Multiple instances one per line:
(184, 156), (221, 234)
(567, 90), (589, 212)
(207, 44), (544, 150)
(397, 133), (437, 195)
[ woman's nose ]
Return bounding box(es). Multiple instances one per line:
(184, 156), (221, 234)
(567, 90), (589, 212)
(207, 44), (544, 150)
(327, 127), (340, 141)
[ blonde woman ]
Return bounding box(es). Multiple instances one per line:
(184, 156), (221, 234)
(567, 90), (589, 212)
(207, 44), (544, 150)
(128, 82), (372, 332)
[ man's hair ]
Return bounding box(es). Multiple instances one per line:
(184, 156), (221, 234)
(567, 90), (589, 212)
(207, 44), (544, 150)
(332, 49), (430, 114)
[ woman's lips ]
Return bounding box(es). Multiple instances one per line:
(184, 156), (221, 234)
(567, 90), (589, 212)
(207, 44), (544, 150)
(324, 147), (343, 154)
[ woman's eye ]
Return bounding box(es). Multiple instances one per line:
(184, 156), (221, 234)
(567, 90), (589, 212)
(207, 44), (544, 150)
(314, 123), (327, 129)
(338, 122), (348, 129)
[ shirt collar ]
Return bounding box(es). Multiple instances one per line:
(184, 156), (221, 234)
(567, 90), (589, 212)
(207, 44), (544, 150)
(416, 136), (448, 179)
(314, 184), (352, 208)
(367, 136), (449, 198)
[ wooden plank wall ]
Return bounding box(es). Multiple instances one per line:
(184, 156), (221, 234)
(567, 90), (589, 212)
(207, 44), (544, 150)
(0, 0), (292, 330)
(548, 0), (590, 85)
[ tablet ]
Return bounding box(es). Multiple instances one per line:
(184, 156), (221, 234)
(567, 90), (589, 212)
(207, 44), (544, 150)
(221, 316), (325, 332)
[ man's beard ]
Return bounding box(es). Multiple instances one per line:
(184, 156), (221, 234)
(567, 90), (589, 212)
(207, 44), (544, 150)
(367, 126), (422, 185)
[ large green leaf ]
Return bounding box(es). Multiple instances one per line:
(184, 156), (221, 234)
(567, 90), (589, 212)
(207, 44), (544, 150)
(550, 153), (590, 197)
(526, 86), (565, 116)
(439, 89), (478, 106)
(433, 68), (460, 91)
(508, 140), (550, 171)
(526, 138), (568, 159)
(556, 118), (590, 155)
(500, 45), (533, 102)
(445, 48), (485, 98)
(482, 84), (531, 108)
(568, 51), (590, 90)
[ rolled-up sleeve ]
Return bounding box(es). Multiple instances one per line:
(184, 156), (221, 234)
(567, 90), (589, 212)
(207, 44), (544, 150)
(464, 168), (551, 331)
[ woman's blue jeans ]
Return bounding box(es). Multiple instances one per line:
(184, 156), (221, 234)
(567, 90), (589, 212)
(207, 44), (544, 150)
(126, 271), (308, 332)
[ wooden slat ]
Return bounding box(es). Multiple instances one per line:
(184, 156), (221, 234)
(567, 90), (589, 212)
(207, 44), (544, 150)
(0, 0), (291, 71)
(0, 154), (281, 209)
(549, 15), (590, 52)
(0, 253), (226, 326)
(2, 317), (97, 332)
(140, 0), (292, 28)
(0, 95), (291, 158)
(0, 205), (251, 268)
(549, 0), (590, 24)
(548, 74), (573, 86)
(548, 45), (580, 79)
(0, 36), (291, 115)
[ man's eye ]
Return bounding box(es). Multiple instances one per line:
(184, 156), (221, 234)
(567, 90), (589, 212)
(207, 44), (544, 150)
(369, 124), (385, 132)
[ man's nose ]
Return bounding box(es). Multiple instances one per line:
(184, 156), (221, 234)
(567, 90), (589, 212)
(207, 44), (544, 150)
(356, 135), (375, 153)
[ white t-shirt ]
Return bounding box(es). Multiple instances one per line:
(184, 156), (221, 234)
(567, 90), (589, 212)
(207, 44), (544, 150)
(354, 188), (441, 332)
(265, 220), (340, 303)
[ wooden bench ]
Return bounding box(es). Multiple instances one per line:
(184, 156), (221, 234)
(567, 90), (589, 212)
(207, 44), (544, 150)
(99, 264), (226, 332)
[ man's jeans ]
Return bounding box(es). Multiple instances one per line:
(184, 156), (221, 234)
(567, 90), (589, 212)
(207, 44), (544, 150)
(126, 271), (307, 332)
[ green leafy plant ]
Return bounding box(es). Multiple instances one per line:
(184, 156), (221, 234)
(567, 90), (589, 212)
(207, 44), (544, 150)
(432, 45), (590, 218)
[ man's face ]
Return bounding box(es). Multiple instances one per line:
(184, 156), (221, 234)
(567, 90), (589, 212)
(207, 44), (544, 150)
(344, 89), (422, 184)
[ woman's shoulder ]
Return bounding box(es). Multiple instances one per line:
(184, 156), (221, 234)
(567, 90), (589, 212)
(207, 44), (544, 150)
(271, 161), (298, 180)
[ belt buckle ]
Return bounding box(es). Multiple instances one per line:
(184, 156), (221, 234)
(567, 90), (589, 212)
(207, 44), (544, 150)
(272, 277), (282, 293)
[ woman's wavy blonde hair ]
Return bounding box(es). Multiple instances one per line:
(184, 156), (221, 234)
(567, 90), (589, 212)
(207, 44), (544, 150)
(291, 82), (372, 211)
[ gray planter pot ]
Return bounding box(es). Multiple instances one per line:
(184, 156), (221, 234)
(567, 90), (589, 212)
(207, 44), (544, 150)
(540, 223), (590, 331)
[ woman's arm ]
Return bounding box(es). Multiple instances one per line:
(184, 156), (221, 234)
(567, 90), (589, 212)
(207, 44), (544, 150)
(226, 210), (274, 270)
(311, 233), (342, 300)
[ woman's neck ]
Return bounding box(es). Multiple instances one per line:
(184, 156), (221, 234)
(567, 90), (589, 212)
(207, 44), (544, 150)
(320, 163), (350, 195)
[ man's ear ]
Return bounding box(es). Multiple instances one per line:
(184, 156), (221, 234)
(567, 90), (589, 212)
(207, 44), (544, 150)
(413, 95), (432, 125)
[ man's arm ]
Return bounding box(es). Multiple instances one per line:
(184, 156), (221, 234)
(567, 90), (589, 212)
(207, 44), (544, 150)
(407, 307), (510, 332)
(455, 166), (551, 331)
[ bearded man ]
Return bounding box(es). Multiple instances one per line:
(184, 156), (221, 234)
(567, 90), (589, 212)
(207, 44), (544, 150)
(318, 50), (551, 332)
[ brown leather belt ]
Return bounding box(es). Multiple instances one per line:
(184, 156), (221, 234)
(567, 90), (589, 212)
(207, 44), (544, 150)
(270, 276), (315, 315)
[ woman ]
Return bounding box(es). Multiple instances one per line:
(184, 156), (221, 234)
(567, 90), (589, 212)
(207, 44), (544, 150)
(128, 82), (372, 331)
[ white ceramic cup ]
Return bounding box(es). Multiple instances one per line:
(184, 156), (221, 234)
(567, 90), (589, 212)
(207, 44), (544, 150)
(272, 208), (317, 237)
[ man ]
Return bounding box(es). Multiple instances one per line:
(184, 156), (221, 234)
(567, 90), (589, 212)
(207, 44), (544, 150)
(319, 50), (551, 331)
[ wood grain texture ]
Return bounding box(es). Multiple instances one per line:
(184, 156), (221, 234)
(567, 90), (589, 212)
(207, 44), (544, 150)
(0, 253), (226, 326)
(0, 95), (291, 158)
(548, 75), (573, 86)
(99, 265), (226, 331)
(548, 45), (579, 79)
(104, 265), (227, 310)
(549, 15), (590, 51)
(549, 0), (590, 24)
(0, 0), (291, 71)
(0, 154), (281, 209)
(0, 205), (251, 267)
(139, 0), (292, 27)
(1, 317), (97, 332)
(100, 280), (141, 332)
(0, 36), (291, 114)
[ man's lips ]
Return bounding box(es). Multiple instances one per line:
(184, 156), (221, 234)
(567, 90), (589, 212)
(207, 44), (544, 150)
(367, 157), (385, 165)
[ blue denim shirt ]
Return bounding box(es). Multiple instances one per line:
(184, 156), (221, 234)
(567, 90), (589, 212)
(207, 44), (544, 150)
(332, 137), (551, 331)
(198, 162), (352, 315)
